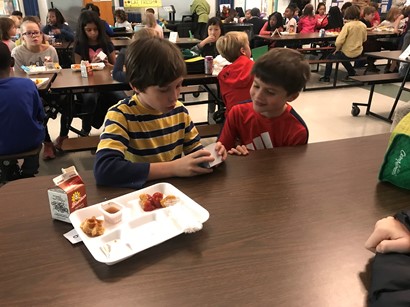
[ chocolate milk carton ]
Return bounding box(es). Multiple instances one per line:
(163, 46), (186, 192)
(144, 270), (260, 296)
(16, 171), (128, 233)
(48, 166), (87, 223)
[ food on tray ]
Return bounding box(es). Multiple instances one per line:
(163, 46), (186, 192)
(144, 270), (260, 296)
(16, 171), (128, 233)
(33, 78), (43, 85)
(80, 216), (105, 237)
(71, 63), (105, 71)
(139, 192), (178, 212)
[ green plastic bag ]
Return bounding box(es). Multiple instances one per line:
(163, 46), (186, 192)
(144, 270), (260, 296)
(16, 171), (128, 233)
(379, 112), (410, 189)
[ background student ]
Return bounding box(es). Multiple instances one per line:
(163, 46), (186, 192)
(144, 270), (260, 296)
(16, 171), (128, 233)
(284, 5), (298, 33)
(259, 12), (284, 36)
(298, 4), (317, 33)
(216, 31), (254, 115)
(11, 20), (64, 160)
(0, 42), (45, 180)
(42, 8), (74, 42)
(190, 0), (210, 39)
(315, 2), (328, 30)
(74, 10), (126, 136)
(0, 17), (17, 51)
(144, 12), (163, 38)
(112, 28), (158, 83)
(114, 9), (132, 32)
(324, 6), (344, 32)
(319, 6), (367, 82)
(94, 37), (227, 188)
(82, 3), (114, 37)
(191, 17), (223, 57)
(218, 48), (310, 155)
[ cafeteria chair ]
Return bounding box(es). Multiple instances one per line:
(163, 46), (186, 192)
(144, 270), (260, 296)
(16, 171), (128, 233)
(0, 145), (42, 184)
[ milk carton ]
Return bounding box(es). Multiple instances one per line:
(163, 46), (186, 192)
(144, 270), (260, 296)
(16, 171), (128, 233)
(48, 166), (87, 223)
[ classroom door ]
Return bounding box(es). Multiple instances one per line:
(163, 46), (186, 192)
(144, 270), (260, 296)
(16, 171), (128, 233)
(83, 0), (114, 25)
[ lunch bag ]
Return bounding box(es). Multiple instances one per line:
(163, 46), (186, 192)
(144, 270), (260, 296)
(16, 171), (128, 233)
(379, 113), (410, 189)
(181, 49), (205, 74)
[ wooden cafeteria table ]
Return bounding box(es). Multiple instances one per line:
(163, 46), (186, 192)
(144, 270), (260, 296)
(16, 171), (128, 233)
(1, 134), (409, 306)
(256, 30), (397, 46)
(112, 37), (201, 49)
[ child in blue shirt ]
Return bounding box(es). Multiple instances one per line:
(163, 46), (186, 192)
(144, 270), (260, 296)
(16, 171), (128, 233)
(0, 42), (45, 180)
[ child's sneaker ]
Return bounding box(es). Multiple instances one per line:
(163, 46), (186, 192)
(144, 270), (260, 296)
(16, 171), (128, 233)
(43, 142), (56, 160)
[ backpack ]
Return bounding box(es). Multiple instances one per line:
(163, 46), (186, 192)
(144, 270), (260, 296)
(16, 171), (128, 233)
(379, 112), (410, 189)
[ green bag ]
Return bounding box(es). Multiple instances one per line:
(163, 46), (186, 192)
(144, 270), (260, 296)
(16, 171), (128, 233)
(379, 112), (410, 189)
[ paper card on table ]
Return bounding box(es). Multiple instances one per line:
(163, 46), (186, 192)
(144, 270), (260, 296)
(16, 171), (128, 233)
(203, 143), (223, 168)
(64, 229), (82, 244)
(169, 31), (179, 43)
(399, 44), (410, 60)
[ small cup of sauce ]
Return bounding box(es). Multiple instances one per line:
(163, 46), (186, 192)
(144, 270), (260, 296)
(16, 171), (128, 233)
(100, 202), (123, 224)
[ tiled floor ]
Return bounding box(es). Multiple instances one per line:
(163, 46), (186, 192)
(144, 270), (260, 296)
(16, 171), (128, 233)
(39, 63), (407, 177)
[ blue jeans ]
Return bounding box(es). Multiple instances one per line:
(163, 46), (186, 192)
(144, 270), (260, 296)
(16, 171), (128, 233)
(324, 51), (357, 78)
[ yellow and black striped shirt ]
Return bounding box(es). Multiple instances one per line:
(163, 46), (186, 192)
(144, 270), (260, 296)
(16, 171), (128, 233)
(94, 94), (202, 188)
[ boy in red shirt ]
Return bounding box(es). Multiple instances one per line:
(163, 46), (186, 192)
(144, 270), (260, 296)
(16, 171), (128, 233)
(218, 48), (310, 155)
(216, 31), (254, 116)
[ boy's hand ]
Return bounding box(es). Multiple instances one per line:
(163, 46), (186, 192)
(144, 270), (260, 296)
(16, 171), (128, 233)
(214, 141), (227, 161)
(228, 145), (249, 156)
(171, 150), (215, 177)
(365, 216), (410, 254)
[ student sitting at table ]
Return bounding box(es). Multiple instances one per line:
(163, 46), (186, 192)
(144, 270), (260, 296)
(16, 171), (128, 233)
(94, 37), (227, 188)
(284, 5), (298, 33)
(216, 31), (253, 115)
(42, 8), (74, 42)
(370, 2), (380, 27)
(241, 9), (252, 23)
(324, 6), (344, 32)
(259, 12), (284, 36)
(0, 17), (16, 51)
(360, 6), (376, 30)
(218, 48), (310, 156)
(11, 20), (66, 160)
(191, 17), (223, 57)
(74, 10), (126, 136)
(315, 2), (328, 30)
(114, 9), (132, 32)
(319, 6), (367, 83)
(112, 28), (158, 83)
(82, 3), (114, 37)
(144, 12), (163, 38)
(298, 4), (317, 33)
(0, 41), (45, 180)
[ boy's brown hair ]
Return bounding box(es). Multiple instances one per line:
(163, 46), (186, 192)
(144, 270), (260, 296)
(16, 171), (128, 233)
(363, 6), (376, 16)
(216, 31), (249, 63)
(252, 48), (310, 95)
(125, 37), (186, 92)
(344, 5), (361, 20)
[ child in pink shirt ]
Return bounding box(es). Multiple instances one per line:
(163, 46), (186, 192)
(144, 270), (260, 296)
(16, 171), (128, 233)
(298, 4), (317, 33)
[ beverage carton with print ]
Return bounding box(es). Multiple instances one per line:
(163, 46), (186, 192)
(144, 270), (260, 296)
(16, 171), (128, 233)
(48, 166), (87, 223)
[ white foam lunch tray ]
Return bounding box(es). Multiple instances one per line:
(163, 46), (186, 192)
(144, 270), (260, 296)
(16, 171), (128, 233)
(69, 182), (209, 265)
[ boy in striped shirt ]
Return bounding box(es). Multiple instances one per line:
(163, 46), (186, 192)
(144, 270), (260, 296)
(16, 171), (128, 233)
(94, 37), (226, 188)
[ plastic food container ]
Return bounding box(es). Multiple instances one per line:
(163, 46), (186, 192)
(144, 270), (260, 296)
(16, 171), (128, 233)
(100, 202), (123, 224)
